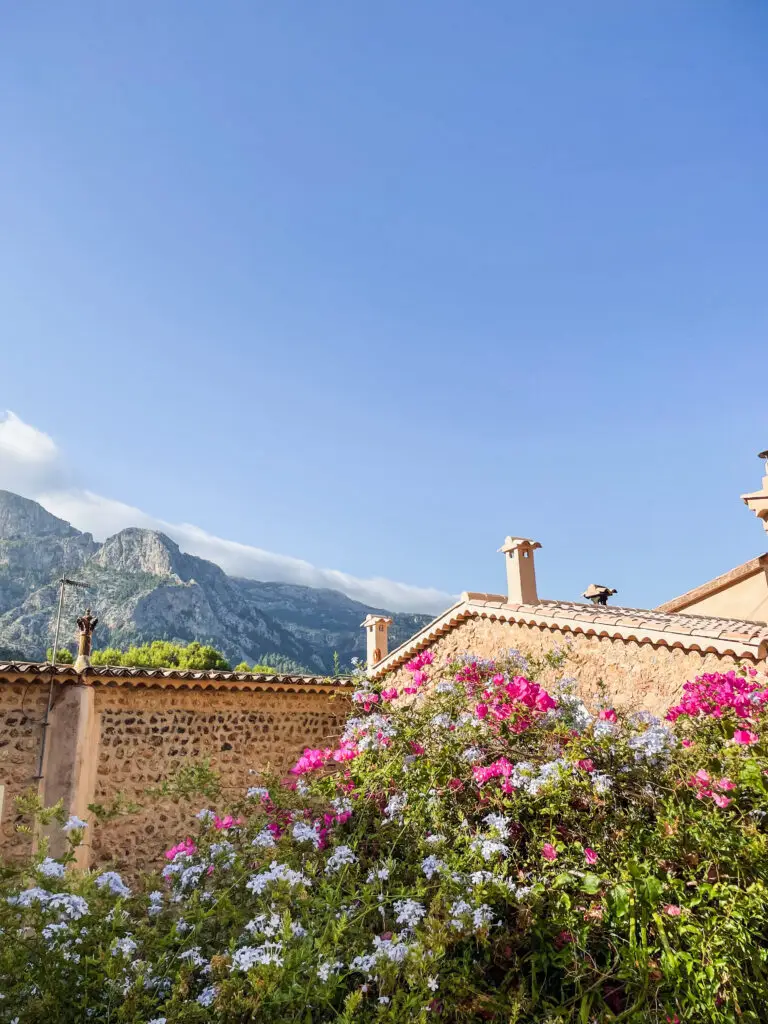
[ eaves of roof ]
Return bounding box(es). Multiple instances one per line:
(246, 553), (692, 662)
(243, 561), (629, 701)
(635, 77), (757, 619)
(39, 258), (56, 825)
(655, 554), (768, 614)
(370, 592), (768, 678)
(0, 663), (352, 695)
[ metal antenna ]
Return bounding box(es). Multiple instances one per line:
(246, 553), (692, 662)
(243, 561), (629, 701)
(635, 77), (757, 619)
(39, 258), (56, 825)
(34, 577), (91, 780)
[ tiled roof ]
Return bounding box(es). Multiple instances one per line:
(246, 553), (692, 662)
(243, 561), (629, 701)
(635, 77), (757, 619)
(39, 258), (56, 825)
(655, 554), (768, 614)
(0, 663), (352, 694)
(370, 592), (768, 677)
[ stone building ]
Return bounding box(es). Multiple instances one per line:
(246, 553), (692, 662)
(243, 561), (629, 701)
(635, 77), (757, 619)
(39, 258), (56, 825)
(368, 460), (768, 715)
(0, 663), (349, 871)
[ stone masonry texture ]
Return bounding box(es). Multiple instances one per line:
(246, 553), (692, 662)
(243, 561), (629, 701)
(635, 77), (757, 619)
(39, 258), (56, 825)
(382, 617), (745, 717)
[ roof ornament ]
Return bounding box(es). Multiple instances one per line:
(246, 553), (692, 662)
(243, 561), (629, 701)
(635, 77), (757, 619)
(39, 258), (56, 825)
(74, 608), (98, 673)
(582, 584), (617, 606)
(741, 450), (768, 534)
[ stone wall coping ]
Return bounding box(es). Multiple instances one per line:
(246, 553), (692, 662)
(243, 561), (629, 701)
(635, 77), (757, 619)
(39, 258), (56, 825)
(0, 663), (352, 694)
(370, 596), (768, 678)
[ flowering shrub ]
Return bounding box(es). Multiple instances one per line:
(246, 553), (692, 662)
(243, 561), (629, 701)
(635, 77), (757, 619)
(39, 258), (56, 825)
(1, 657), (768, 1022)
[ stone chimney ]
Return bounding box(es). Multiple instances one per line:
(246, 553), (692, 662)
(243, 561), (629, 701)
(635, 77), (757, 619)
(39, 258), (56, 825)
(361, 614), (393, 669)
(742, 451), (768, 534)
(498, 537), (541, 605)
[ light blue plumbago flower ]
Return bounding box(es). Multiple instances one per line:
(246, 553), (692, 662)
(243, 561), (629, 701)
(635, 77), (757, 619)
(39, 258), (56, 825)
(95, 872), (131, 898)
(147, 891), (164, 916)
(425, 833), (445, 846)
(252, 828), (277, 849)
(178, 947), (206, 967)
(196, 808), (216, 823)
(393, 898), (426, 928)
(629, 724), (676, 762)
(326, 845), (357, 874)
(111, 936), (137, 958)
(38, 858), (66, 879)
(482, 813), (510, 838)
(421, 855), (444, 880)
(231, 942), (284, 971)
(62, 816), (88, 833)
(383, 792), (407, 823)
(593, 719), (618, 740)
(316, 960), (344, 981)
(292, 821), (321, 847)
(461, 747), (484, 763)
(246, 861), (311, 896)
(470, 837), (509, 861)
(427, 976), (439, 991)
(147, 1018), (167, 1024)
(592, 772), (613, 794)
(246, 786), (270, 800)
(197, 985), (217, 1007)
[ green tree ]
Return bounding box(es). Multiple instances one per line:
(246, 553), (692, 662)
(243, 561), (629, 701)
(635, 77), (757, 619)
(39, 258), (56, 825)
(46, 647), (74, 664)
(90, 640), (230, 671)
(234, 661), (278, 674)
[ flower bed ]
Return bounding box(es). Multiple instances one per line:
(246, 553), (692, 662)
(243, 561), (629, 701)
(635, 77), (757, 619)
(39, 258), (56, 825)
(1, 651), (768, 1022)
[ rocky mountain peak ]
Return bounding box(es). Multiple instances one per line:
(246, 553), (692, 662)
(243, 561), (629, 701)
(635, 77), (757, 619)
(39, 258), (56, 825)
(92, 528), (186, 578)
(0, 490), (82, 541)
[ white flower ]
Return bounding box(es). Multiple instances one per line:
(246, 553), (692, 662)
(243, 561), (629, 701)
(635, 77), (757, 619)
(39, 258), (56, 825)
(592, 772), (613, 794)
(379, 996), (390, 1004)
(470, 838), (509, 861)
(290, 921), (307, 938)
(38, 858), (65, 879)
(425, 833), (445, 845)
(427, 976), (439, 991)
(62, 816), (87, 833)
(482, 813), (510, 838)
(148, 1018), (167, 1024)
(435, 682), (455, 693)
(461, 747), (484, 763)
(178, 946), (206, 967)
(326, 845), (357, 874)
(95, 872), (131, 898)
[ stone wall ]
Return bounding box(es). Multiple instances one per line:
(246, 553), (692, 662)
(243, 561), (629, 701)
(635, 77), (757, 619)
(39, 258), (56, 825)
(0, 672), (348, 873)
(0, 681), (47, 860)
(382, 617), (745, 716)
(90, 686), (347, 874)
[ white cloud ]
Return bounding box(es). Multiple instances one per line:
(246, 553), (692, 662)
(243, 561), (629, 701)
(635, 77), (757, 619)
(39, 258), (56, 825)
(0, 411), (452, 614)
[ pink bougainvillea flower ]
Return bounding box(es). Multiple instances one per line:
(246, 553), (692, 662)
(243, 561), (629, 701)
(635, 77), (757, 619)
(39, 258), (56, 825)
(475, 703), (489, 720)
(733, 729), (759, 745)
(380, 688), (399, 702)
(409, 741), (426, 756)
(663, 904), (682, 916)
(681, 738), (693, 748)
(712, 794), (731, 809)
(693, 769), (711, 785)
(213, 815), (243, 830)
(542, 842), (558, 861)
(577, 759), (595, 773)
(715, 777), (736, 791)
(584, 847), (598, 865)
(403, 686), (417, 695)
(447, 778), (464, 792)
(165, 838), (196, 861)
(598, 708), (618, 723)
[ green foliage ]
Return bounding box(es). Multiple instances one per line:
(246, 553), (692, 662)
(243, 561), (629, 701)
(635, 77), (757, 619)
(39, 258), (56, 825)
(233, 661), (279, 674)
(90, 640), (230, 671)
(46, 647), (74, 664)
(2, 654), (768, 1022)
(144, 758), (222, 802)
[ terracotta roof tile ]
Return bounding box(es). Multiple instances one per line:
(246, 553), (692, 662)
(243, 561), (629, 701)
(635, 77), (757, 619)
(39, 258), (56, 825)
(0, 663), (352, 694)
(371, 596), (768, 677)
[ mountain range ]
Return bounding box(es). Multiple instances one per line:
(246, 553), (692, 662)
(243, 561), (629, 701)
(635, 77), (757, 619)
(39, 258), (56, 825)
(0, 490), (432, 672)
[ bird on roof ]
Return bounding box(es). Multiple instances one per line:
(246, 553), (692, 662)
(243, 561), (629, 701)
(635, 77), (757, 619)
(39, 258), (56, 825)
(582, 584), (618, 606)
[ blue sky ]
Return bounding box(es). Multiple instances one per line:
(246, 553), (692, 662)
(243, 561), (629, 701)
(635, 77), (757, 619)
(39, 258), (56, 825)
(1, 1), (766, 613)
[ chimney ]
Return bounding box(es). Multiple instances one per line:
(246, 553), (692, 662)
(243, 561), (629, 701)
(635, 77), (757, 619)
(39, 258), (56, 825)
(742, 451), (768, 534)
(498, 537), (541, 605)
(361, 614), (394, 670)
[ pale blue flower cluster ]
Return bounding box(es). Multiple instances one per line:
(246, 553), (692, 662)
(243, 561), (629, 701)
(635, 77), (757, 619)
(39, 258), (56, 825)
(62, 815), (88, 833)
(252, 828), (277, 848)
(292, 821), (322, 847)
(96, 872), (131, 898)
(8, 888), (89, 920)
(38, 858), (66, 879)
(629, 724), (676, 762)
(393, 898), (426, 928)
(197, 985), (217, 1007)
(316, 960), (344, 981)
(111, 936), (137, 958)
(246, 861), (311, 895)
(326, 845), (357, 874)
(421, 854), (445, 880)
(246, 786), (270, 799)
(231, 942), (283, 971)
(383, 792), (407, 823)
